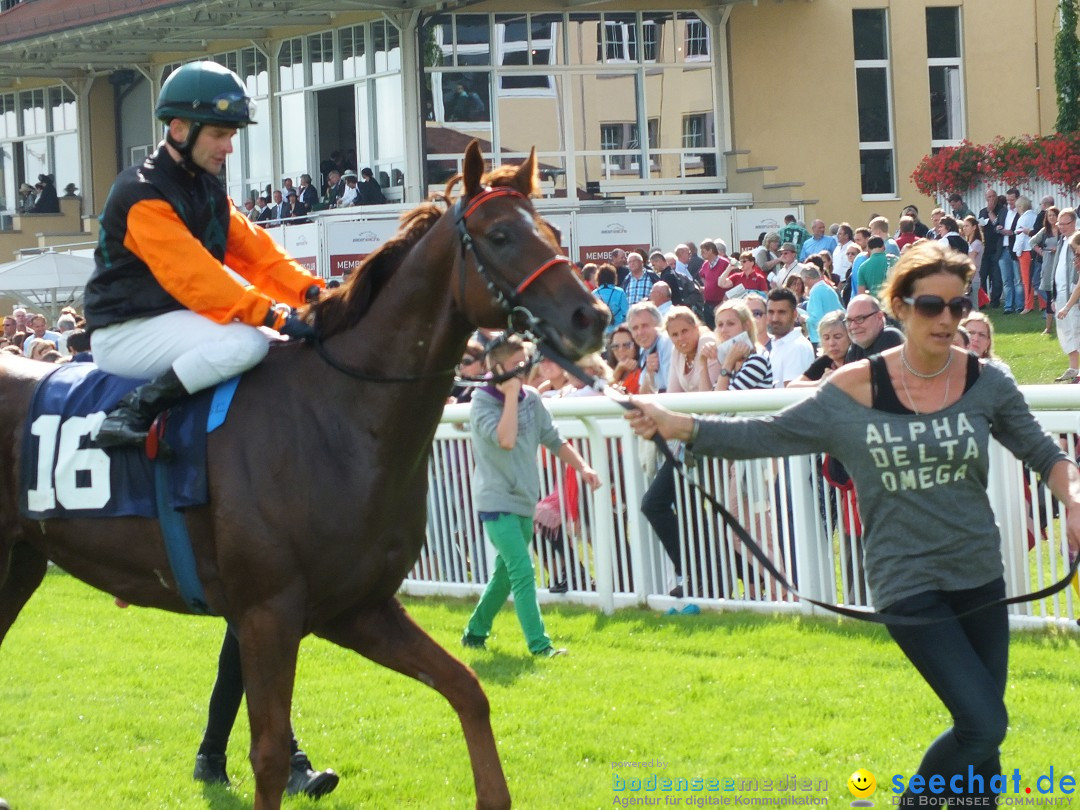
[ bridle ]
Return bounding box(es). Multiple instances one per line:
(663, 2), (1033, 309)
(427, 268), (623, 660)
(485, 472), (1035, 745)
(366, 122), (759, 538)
(311, 184), (572, 384)
(452, 186), (569, 326)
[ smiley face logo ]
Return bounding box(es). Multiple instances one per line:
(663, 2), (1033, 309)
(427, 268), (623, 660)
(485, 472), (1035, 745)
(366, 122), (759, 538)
(847, 768), (876, 799)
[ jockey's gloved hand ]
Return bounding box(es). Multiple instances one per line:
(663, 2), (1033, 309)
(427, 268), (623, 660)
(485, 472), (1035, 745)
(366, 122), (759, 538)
(304, 284), (322, 304)
(279, 312), (317, 342)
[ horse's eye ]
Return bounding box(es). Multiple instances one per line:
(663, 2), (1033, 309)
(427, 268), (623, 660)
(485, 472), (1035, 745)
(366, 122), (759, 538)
(487, 229), (509, 246)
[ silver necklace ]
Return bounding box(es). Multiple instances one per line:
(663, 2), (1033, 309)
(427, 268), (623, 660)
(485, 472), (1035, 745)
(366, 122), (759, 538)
(900, 348), (952, 379)
(899, 359), (952, 415)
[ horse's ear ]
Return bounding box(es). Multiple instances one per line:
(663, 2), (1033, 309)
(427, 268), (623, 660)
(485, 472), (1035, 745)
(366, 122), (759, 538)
(462, 140), (484, 198)
(513, 148), (539, 197)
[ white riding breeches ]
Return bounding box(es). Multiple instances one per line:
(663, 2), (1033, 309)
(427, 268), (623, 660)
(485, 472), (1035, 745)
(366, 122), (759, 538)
(91, 310), (272, 392)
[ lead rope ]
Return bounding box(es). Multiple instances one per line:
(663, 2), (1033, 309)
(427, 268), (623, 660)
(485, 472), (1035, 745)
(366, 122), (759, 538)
(535, 346), (1080, 626)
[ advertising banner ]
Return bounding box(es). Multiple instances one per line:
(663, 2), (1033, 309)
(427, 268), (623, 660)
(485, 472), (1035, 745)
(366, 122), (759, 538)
(575, 212), (653, 264)
(325, 218), (401, 277)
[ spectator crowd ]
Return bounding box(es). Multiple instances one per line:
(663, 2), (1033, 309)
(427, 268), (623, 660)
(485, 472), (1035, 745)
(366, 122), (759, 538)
(238, 162), (388, 227)
(0, 305), (90, 364)
(444, 192), (1080, 602)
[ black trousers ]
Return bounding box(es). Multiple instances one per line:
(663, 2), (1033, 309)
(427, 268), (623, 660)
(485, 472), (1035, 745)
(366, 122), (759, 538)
(197, 627), (301, 758)
(886, 578), (1008, 808)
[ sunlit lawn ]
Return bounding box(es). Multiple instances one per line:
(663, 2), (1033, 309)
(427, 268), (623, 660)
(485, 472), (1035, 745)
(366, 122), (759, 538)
(2, 571), (1080, 810)
(992, 308), (1064, 385)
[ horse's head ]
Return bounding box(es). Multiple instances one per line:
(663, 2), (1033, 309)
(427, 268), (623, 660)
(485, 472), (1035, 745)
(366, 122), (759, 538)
(451, 141), (608, 360)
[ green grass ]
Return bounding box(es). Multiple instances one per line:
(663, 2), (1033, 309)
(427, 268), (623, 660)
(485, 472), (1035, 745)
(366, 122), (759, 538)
(988, 308), (1061, 385)
(3, 571), (1080, 809)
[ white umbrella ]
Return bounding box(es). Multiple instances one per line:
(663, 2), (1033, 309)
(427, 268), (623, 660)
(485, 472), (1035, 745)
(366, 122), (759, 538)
(0, 252), (95, 320)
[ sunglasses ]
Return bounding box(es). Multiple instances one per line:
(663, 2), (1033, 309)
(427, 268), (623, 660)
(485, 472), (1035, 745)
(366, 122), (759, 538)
(902, 295), (973, 319)
(749, 310), (766, 317)
(460, 355), (479, 365)
(610, 341), (634, 349)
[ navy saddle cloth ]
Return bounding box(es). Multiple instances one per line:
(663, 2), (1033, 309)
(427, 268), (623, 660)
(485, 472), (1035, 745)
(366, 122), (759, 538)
(20, 363), (236, 520)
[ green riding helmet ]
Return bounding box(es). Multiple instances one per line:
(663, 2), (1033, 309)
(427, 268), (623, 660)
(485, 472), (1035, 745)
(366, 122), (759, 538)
(156, 61), (256, 128)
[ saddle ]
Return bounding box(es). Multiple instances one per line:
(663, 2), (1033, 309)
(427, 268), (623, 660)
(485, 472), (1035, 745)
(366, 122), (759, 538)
(20, 362), (237, 520)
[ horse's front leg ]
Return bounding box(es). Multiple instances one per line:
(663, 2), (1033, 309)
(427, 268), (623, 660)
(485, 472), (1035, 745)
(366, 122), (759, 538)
(318, 597), (511, 810)
(236, 607), (303, 810)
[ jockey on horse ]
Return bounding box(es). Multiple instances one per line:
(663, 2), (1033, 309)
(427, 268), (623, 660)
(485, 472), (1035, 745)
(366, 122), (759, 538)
(82, 60), (336, 795)
(86, 60), (323, 448)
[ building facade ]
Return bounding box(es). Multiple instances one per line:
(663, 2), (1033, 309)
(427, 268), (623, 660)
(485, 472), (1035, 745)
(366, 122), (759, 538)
(0, 0), (1071, 257)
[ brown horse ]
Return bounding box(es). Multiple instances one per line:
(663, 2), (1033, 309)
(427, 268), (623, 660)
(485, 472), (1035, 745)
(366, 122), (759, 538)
(0, 141), (607, 809)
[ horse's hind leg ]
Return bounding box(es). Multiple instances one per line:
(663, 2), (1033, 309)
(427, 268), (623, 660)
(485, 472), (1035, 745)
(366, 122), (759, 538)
(318, 598), (511, 810)
(0, 542), (48, 647)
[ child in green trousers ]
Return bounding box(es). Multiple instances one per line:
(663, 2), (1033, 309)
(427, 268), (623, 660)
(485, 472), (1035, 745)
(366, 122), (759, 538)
(462, 336), (601, 656)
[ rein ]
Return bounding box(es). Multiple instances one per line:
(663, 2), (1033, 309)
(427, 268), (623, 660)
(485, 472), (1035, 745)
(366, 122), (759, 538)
(535, 346), (1080, 626)
(308, 185), (568, 386)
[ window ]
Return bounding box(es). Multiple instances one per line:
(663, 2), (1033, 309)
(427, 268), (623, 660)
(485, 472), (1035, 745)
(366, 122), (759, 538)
(599, 121), (649, 173)
(599, 16), (637, 63)
(496, 14), (556, 94)
(641, 20), (658, 62)
(372, 19), (401, 72)
(682, 114), (706, 148)
(852, 9), (895, 196)
(278, 38), (303, 91)
(684, 18), (709, 60)
(0, 94), (15, 140)
(600, 124), (622, 152)
(926, 7), (964, 146)
(342, 25), (367, 79)
(308, 31), (335, 85)
(0, 85), (80, 213)
(20, 89), (45, 136)
(445, 15), (490, 66)
(423, 12), (721, 194)
(212, 52), (238, 74)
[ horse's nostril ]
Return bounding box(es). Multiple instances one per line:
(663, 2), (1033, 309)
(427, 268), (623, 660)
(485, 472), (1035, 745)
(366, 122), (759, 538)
(571, 307), (596, 331)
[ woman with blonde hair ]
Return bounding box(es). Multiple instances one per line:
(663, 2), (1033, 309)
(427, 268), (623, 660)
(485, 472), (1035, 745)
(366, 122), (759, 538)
(753, 232), (782, 277)
(701, 299), (772, 391)
(701, 297), (776, 597)
(1014, 196), (1037, 314)
(961, 311), (1013, 379)
(642, 306), (719, 598)
(1032, 206), (1060, 334)
(790, 309), (850, 387)
(662, 306), (721, 393)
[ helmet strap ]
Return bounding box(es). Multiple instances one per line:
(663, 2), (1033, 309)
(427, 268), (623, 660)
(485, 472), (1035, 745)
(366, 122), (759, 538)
(165, 120), (204, 173)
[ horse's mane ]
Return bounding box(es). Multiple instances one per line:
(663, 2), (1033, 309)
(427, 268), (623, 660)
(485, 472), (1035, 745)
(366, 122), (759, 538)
(310, 162), (537, 338)
(311, 201), (443, 337)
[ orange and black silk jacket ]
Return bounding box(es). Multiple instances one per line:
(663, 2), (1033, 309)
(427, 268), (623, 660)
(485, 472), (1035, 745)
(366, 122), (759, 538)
(85, 144), (320, 332)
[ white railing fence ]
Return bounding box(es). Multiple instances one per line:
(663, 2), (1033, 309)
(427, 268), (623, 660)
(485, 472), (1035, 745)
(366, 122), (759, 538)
(404, 388), (1080, 630)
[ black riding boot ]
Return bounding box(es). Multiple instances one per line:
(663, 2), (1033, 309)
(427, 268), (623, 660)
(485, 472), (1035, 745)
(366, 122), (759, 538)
(93, 368), (188, 449)
(286, 752), (340, 799)
(192, 753), (229, 786)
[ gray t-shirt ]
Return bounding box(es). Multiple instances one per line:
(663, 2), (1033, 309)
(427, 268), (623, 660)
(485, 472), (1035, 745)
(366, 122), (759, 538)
(690, 363), (1066, 609)
(470, 386), (564, 517)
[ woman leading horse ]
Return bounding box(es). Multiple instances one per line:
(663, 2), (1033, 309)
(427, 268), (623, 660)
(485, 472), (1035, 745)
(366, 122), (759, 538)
(0, 139), (607, 810)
